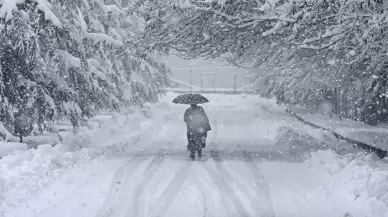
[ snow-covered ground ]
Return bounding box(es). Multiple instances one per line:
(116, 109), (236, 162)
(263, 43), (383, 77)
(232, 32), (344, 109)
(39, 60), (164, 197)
(294, 108), (388, 151)
(1, 92), (387, 217)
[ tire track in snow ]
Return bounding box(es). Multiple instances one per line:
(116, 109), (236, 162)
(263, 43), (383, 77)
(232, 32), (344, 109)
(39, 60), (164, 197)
(195, 178), (209, 217)
(95, 153), (152, 217)
(196, 162), (235, 215)
(148, 161), (191, 217)
(129, 149), (166, 217)
(241, 151), (275, 217)
(207, 150), (252, 217)
(192, 163), (217, 217)
(210, 153), (261, 215)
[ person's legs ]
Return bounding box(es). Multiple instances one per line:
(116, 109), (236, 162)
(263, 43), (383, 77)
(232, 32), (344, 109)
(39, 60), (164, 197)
(187, 131), (195, 159)
(197, 147), (202, 157)
(192, 132), (203, 157)
(201, 132), (207, 148)
(187, 131), (191, 149)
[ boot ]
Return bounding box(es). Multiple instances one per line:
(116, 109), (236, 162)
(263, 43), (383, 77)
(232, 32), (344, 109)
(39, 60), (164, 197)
(190, 149), (195, 160)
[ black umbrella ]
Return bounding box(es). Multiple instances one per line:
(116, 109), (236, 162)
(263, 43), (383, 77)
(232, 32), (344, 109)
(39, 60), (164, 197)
(172, 93), (209, 104)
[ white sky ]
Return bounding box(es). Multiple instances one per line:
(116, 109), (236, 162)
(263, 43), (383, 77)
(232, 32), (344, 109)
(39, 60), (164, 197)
(163, 55), (247, 89)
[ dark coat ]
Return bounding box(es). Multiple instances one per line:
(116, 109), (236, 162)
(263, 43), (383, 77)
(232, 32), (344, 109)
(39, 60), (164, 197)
(184, 105), (211, 133)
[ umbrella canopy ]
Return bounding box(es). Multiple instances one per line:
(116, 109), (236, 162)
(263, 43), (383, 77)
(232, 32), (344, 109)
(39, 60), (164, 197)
(172, 93), (209, 104)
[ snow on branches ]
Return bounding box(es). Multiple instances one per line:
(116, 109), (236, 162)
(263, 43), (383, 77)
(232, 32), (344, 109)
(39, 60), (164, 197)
(139, 0), (387, 123)
(0, 0), (170, 135)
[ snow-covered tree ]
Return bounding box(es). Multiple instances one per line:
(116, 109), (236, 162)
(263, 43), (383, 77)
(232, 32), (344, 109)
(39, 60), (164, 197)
(140, 0), (388, 124)
(0, 0), (170, 135)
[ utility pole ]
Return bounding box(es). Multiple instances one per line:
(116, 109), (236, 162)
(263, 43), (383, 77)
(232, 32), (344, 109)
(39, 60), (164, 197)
(234, 73), (237, 93)
(200, 75), (203, 93)
(190, 68), (192, 94)
(213, 73), (216, 93)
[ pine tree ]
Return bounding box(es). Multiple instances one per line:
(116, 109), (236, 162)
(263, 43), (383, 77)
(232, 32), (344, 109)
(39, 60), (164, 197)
(0, 0), (170, 138)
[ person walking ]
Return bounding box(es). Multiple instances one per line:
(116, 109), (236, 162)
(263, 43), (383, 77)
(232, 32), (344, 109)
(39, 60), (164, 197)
(184, 104), (211, 160)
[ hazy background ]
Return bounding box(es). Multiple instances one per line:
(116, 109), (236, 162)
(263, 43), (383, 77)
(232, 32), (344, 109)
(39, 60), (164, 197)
(163, 55), (247, 89)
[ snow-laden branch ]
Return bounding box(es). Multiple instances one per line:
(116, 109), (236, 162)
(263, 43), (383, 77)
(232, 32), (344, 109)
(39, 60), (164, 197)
(0, 0), (62, 27)
(85, 33), (123, 46)
(0, 0), (17, 21)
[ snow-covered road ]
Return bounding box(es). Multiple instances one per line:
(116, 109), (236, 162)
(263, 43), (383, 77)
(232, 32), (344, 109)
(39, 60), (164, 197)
(2, 93), (388, 217)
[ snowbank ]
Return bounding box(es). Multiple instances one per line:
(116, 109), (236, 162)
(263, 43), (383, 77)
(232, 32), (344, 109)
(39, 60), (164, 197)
(0, 99), (175, 214)
(276, 127), (327, 156)
(0, 144), (101, 213)
(303, 150), (388, 216)
(256, 100), (388, 216)
(0, 142), (27, 158)
(294, 110), (388, 151)
(259, 150), (388, 217)
(206, 93), (388, 215)
(274, 125), (357, 158)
